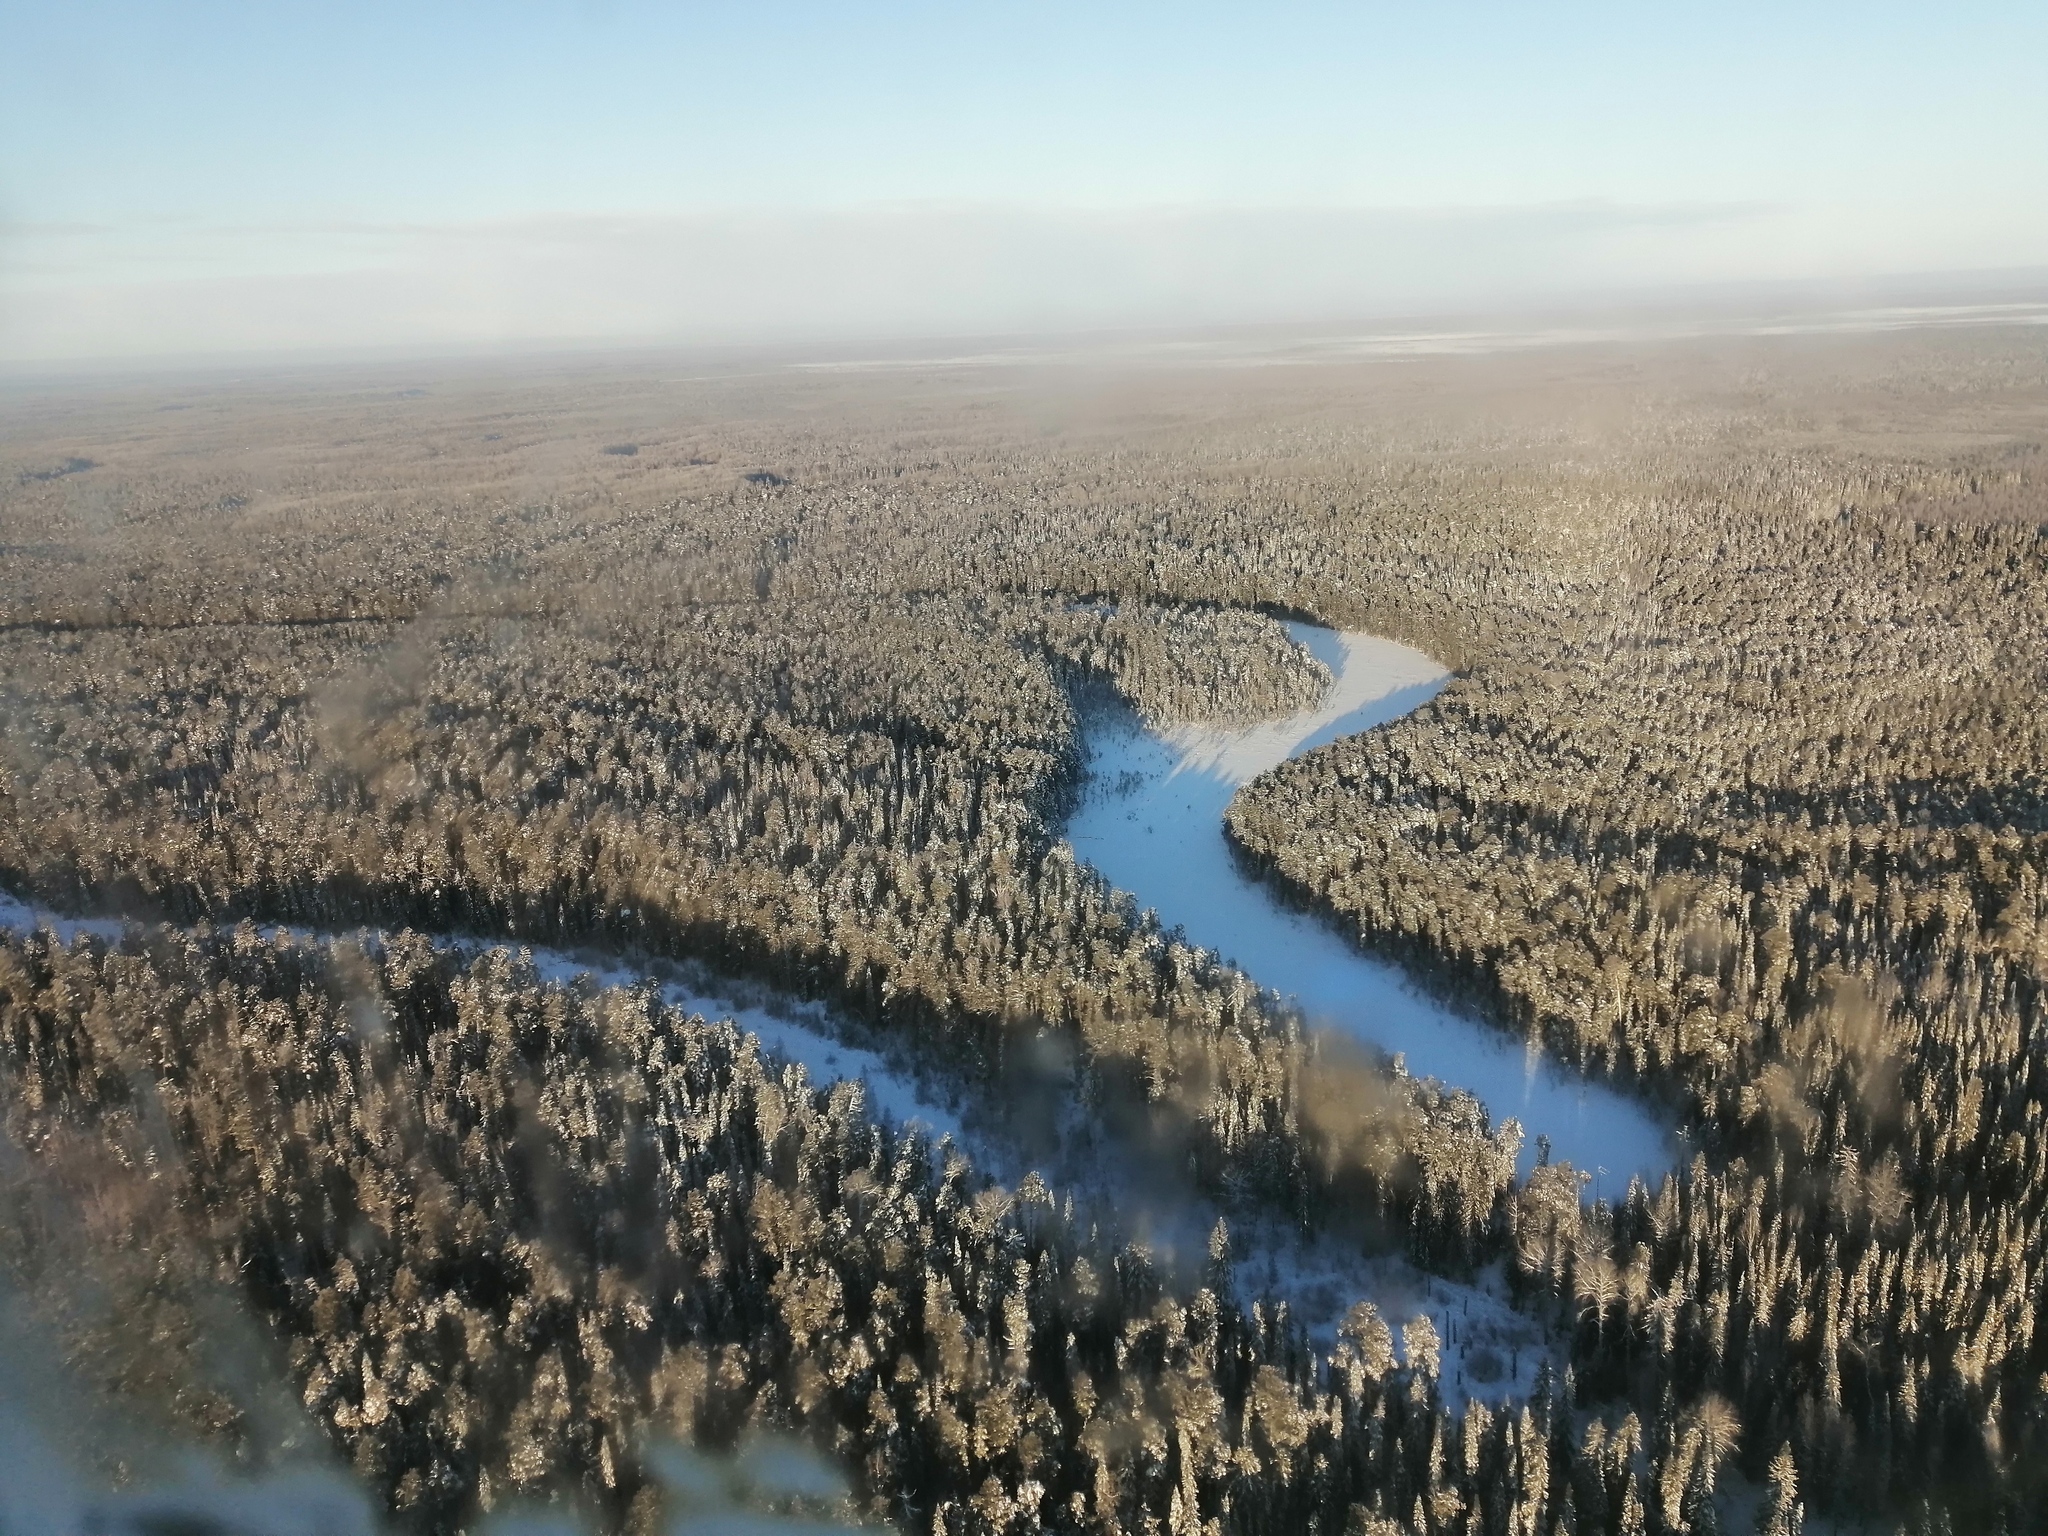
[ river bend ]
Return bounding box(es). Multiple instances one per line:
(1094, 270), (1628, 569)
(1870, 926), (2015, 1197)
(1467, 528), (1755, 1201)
(1065, 623), (1673, 1186)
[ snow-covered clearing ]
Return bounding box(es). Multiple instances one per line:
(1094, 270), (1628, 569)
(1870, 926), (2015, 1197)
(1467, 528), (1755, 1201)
(1252, 1236), (1561, 1406)
(1066, 622), (1676, 1186)
(1060, 1185), (1559, 1408)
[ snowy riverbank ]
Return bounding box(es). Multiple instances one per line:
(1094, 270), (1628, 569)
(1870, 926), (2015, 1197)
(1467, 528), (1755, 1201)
(0, 889), (1549, 1395)
(1065, 623), (1675, 1186)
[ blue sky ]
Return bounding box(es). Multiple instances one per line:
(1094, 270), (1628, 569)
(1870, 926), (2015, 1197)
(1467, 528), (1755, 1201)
(4, 1), (2045, 360)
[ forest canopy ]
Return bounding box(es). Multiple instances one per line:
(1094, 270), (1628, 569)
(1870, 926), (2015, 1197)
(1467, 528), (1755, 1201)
(3, 328), (2047, 1535)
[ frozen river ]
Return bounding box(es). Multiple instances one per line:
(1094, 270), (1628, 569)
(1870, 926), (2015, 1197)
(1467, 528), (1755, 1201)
(0, 629), (1660, 1428)
(1065, 624), (1674, 1186)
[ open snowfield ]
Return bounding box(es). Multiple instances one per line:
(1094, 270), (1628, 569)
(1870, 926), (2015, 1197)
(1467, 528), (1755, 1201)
(1066, 623), (1675, 1186)
(1098, 1212), (1564, 1409)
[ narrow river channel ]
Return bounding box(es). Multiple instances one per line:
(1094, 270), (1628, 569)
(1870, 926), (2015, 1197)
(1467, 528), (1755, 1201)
(1065, 623), (1674, 1187)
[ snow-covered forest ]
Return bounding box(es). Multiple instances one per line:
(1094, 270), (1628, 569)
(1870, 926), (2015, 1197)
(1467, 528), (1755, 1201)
(2, 327), (2045, 1534)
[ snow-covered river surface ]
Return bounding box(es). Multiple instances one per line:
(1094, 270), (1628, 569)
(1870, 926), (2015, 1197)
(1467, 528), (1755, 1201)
(1066, 624), (1674, 1187)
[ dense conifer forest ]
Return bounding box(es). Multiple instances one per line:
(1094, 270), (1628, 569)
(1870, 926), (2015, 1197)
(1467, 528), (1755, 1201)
(2, 327), (2046, 1533)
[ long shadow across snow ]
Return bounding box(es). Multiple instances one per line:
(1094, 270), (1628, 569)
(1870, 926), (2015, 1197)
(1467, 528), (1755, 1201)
(1065, 624), (1675, 1188)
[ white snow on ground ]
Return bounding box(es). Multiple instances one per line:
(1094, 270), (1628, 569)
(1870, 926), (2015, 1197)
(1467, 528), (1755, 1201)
(1066, 622), (1676, 1185)
(0, 900), (984, 1533)
(1054, 1194), (1560, 1409)
(0, 889), (127, 946)
(1251, 1234), (1561, 1406)
(1157, 623), (1446, 784)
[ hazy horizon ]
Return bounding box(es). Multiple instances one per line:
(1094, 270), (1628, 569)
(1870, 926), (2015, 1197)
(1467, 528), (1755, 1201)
(5, 0), (2046, 365)
(6, 265), (2047, 384)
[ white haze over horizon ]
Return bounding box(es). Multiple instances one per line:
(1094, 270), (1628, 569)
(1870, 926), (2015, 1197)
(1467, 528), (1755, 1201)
(6, 198), (2048, 369)
(7, 2), (2046, 367)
